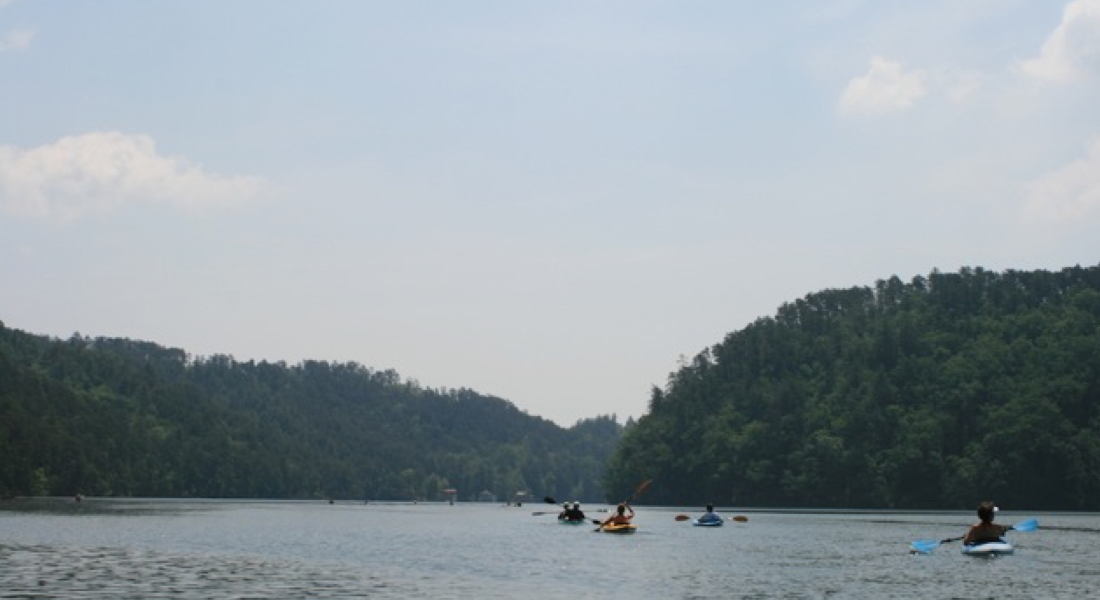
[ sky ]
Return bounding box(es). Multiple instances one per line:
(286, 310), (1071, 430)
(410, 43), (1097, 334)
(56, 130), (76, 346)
(2, 1), (1099, 426)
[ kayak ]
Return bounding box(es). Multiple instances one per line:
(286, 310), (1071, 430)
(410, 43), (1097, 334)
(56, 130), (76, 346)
(558, 518), (587, 525)
(600, 523), (637, 534)
(962, 539), (1014, 556)
(693, 518), (723, 527)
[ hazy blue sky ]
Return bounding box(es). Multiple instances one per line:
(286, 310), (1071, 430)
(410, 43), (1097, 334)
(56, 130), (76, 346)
(2, 1), (1098, 426)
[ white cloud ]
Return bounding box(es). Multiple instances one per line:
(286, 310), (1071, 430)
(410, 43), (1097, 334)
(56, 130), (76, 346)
(1019, 0), (1100, 82)
(0, 28), (34, 51)
(838, 57), (926, 115)
(1026, 137), (1100, 221)
(0, 132), (267, 220)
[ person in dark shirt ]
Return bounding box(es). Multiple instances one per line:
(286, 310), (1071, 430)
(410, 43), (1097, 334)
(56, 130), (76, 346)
(568, 502), (586, 521)
(963, 501), (1009, 545)
(697, 504), (722, 524)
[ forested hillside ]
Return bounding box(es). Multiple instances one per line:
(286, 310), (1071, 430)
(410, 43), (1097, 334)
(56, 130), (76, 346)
(7, 265), (1099, 509)
(605, 265), (1100, 510)
(0, 326), (622, 502)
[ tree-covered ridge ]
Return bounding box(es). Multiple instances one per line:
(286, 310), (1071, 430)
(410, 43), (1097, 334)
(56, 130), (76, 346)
(604, 265), (1100, 510)
(0, 326), (621, 501)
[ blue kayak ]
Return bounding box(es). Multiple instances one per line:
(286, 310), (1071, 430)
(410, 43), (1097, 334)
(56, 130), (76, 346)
(693, 518), (723, 527)
(962, 539), (1014, 556)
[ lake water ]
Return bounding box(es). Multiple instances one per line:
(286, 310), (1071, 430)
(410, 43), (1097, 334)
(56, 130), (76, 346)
(2, 498), (1098, 599)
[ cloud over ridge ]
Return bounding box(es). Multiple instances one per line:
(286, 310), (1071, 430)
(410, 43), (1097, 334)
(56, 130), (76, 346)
(0, 28), (34, 52)
(1019, 0), (1100, 82)
(1028, 137), (1100, 222)
(838, 57), (926, 115)
(0, 132), (267, 220)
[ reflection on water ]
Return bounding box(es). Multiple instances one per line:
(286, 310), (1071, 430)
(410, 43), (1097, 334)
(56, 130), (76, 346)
(2, 544), (402, 599)
(2, 498), (1099, 599)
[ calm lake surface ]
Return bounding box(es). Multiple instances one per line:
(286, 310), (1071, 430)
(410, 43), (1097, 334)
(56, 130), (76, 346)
(2, 498), (1098, 599)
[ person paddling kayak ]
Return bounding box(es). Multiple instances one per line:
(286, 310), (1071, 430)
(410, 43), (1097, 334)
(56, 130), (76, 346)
(963, 501), (1009, 545)
(697, 504), (722, 524)
(568, 502), (586, 521)
(557, 502), (570, 519)
(601, 503), (634, 527)
(559, 501), (586, 522)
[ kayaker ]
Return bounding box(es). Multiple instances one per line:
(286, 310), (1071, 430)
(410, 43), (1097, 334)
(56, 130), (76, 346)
(697, 504), (721, 524)
(557, 502), (571, 520)
(602, 503), (634, 526)
(963, 501), (1009, 545)
(569, 502), (586, 521)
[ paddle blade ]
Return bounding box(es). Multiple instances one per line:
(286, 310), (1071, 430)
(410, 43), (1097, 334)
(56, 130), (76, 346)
(674, 514), (690, 521)
(731, 515), (748, 523)
(543, 496), (556, 505)
(1012, 518), (1038, 532)
(627, 479), (652, 503)
(910, 539), (940, 554)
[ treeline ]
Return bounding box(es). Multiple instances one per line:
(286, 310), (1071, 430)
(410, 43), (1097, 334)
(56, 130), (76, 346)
(0, 326), (622, 502)
(605, 265), (1100, 510)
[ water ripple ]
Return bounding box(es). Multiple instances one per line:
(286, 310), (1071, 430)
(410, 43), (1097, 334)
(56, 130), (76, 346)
(0, 544), (404, 599)
(3, 501), (1099, 599)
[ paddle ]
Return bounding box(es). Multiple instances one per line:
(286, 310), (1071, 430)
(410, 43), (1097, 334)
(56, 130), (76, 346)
(539, 505), (604, 518)
(910, 535), (964, 554)
(1011, 518), (1039, 532)
(534, 496), (564, 516)
(622, 479), (652, 505)
(596, 479), (651, 531)
(910, 518), (1039, 554)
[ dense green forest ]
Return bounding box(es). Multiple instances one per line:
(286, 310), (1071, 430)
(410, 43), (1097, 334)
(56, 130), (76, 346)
(0, 326), (622, 502)
(605, 265), (1100, 510)
(6, 265), (1099, 509)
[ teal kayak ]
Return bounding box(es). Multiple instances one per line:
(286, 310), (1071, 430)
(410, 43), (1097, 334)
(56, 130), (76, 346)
(693, 518), (723, 527)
